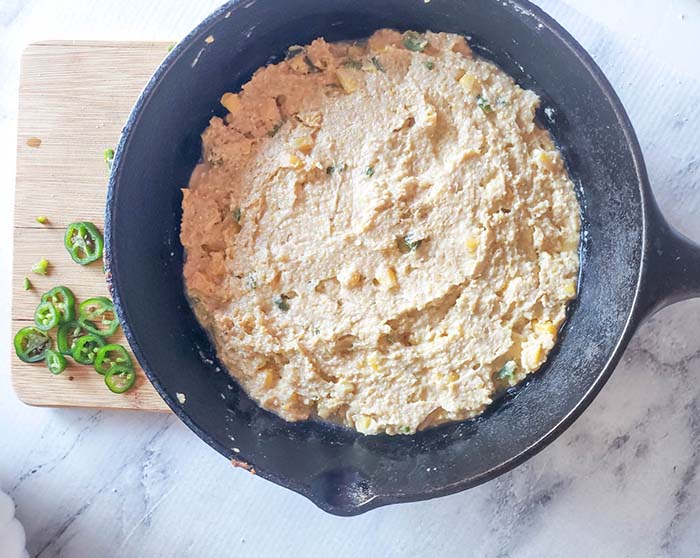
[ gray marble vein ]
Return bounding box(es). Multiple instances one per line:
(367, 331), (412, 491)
(2, 0), (700, 557)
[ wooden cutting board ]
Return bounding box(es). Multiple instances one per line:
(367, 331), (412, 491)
(11, 41), (176, 412)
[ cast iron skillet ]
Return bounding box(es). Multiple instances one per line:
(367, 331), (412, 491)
(105, 0), (700, 515)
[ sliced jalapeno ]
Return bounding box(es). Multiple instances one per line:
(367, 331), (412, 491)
(71, 334), (106, 365)
(41, 286), (76, 323)
(46, 349), (68, 375)
(94, 344), (133, 376)
(34, 301), (60, 331)
(14, 327), (51, 363)
(64, 222), (104, 265)
(104, 366), (136, 394)
(79, 297), (119, 336)
(57, 321), (90, 356)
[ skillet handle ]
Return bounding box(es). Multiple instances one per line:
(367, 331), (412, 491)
(638, 201), (700, 318)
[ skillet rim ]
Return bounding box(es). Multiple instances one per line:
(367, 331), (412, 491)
(104, 0), (651, 515)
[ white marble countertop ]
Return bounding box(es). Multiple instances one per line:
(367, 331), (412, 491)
(2, 0), (700, 556)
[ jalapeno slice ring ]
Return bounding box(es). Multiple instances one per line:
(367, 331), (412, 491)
(41, 286), (76, 324)
(94, 344), (133, 375)
(78, 297), (119, 337)
(57, 321), (90, 355)
(14, 327), (51, 363)
(64, 222), (104, 265)
(46, 349), (68, 375)
(34, 301), (60, 331)
(71, 334), (106, 365)
(104, 366), (136, 394)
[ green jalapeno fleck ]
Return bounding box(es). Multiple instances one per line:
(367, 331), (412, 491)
(477, 95), (494, 114)
(104, 148), (115, 170)
(370, 56), (385, 73)
(397, 232), (423, 254)
(498, 360), (517, 381)
(273, 294), (290, 312)
(32, 258), (49, 275)
(403, 32), (428, 52)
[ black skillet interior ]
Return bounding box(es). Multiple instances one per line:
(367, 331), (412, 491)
(105, 0), (648, 515)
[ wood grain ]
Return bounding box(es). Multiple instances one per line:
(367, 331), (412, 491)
(12, 41), (175, 412)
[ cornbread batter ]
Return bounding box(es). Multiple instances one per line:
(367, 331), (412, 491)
(181, 30), (580, 435)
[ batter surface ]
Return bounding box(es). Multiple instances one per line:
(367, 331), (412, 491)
(181, 30), (580, 435)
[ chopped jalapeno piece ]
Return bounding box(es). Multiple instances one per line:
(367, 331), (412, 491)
(233, 207), (242, 222)
(34, 301), (60, 331)
(268, 120), (285, 137)
(14, 327), (51, 363)
(71, 334), (106, 365)
(23, 277), (32, 291)
(104, 365), (136, 394)
(64, 222), (104, 265)
(285, 45), (304, 60)
(370, 56), (385, 73)
(41, 286), (76, 324)
(498, 360), (517, 381)
(36, 216), (48, 224)
(365, 166), (375, 177)
(104, 148), (115, 170)
(46, 349), (67, 375)
(343, 59), (363, 70)
(477, 95), (494, 114)
(397, 232), (423, 253)
(273, 294), (290, 312)
(245, 273), (258, 290)
(422, 60), (435, 70)
(32, 257), (49, 275)
(403, 32), (428, 52)
(326, 163), (346, 175)
(79, 297), (119, 337)
(57, 321), (90, 355)
(94, 344), (133, 376)
(398, 425), (412, 434)
(303, 55), (321, 73)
